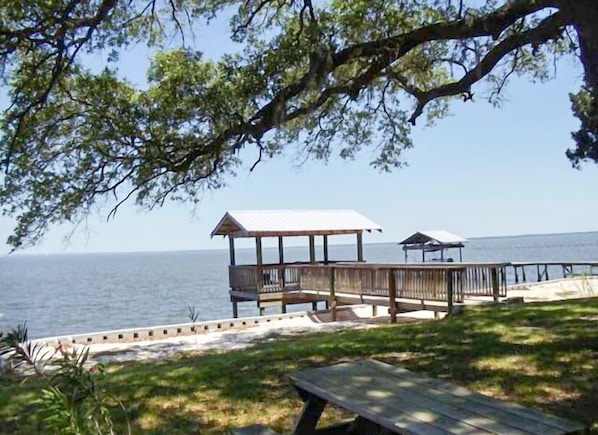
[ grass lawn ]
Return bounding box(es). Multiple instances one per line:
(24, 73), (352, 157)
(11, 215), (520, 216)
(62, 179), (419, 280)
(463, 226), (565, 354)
(1, 298), (597, 434)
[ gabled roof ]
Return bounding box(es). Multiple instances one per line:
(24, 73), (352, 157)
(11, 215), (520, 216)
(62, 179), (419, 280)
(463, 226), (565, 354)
(211, 210), (383, 238)
(398, 230), (467, 247)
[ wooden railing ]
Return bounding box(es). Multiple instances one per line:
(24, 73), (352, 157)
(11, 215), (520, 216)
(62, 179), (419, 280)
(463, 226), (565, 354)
(395, 268), (458, 301)
(258, 264), (301, 293)
(229, 265), (259, 292)
(461, 265), (507, 298)
(229, 262), (508, 304)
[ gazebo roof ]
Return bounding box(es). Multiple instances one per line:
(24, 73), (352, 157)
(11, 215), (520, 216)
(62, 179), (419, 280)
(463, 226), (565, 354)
(211, 210), (383, 238)
(398, 230), (467, 250)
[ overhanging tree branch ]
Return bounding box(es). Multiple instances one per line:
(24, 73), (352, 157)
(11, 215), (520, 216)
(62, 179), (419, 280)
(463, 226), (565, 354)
(176, 0), (567, 173)
(404, 11), (568, 124)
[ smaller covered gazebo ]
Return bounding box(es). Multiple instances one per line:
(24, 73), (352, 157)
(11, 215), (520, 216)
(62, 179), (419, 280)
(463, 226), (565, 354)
(398, 230), (467, 263)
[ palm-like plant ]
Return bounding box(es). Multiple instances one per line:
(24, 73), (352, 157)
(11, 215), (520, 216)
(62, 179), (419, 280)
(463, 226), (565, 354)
(0, 323), (129, 434)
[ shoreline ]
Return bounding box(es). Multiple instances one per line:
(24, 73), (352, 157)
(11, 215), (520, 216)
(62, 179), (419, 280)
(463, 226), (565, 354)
(31, 305), (407, 363)
(19, 277), (598, 364)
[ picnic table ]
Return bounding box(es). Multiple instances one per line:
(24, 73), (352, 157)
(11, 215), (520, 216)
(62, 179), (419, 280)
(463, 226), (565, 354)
(289, 359), (585, 434)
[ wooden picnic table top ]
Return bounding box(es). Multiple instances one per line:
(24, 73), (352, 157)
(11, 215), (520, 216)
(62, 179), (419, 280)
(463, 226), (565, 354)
(289, 359), (585, 435)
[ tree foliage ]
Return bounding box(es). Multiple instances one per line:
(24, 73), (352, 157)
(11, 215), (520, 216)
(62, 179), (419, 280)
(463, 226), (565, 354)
(0, 0), (597, 249)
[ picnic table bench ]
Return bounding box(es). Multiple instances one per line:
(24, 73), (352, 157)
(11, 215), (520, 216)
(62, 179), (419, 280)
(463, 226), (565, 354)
(289, 359), (585, 434)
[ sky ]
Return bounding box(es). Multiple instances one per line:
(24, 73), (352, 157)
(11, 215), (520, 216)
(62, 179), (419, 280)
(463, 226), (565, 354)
(1, 9), (597, 255)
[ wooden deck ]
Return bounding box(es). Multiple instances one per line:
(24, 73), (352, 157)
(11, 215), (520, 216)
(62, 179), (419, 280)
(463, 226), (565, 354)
(228, 262), (509, 319)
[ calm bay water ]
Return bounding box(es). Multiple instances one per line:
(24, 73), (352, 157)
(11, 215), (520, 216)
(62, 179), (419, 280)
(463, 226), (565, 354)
(2, 231), (598, 339)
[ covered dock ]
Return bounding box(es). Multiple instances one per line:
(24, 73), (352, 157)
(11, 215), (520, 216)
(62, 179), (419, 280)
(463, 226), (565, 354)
(399, 230), (467, 262)
(211, 211), (507, 321)
(211, 209), (383, 316)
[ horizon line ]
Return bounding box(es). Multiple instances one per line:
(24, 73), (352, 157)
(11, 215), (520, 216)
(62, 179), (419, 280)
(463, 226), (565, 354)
(4, 229), (598, 257)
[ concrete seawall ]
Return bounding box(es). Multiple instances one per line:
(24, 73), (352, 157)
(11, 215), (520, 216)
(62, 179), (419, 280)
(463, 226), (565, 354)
(31, 277), (598, 350)
(33, 310), (314, 347)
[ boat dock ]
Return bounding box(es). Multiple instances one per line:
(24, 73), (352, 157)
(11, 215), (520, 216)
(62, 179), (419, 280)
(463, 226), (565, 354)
(210, 210), (598, 320)
(510, 261), (598, 283)
(211, 210), (519, 320)
(230, 261), (508, 321)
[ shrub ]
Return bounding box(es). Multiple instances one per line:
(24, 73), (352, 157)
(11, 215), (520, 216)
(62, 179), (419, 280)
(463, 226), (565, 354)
(0, 323), (129, 434)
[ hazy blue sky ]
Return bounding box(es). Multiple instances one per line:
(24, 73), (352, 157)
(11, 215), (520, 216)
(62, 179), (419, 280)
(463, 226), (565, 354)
(2, 13), (597, 255)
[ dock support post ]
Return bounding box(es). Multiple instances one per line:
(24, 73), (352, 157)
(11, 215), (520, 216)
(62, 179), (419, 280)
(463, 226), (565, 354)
(522, 266), (527, 282)
(330, 267), (337, 321)
(229, 237), (236, 266)
(281, 304), (287, 314)
(312, 301), (318, 311)
(259, 306), (265, 316)
(356, 232), (363, 262)
(372, 305), (377, 317)
(278, 236), (284, 264)
(232, 300), (238, 318)
(256, 237), (263, 265)
(446, 270), (454, 316)
(388, 269), (397, 324)
(514, 266), (519, 283)
(491, 268), (500, 302)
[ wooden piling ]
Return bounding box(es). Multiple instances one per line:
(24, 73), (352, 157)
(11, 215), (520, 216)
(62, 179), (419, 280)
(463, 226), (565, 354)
(330, 267), (337, 321)
(446, 270), (454, 316)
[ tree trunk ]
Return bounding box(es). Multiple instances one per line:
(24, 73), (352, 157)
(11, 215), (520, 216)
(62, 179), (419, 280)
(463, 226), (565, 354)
(560, 0), (598, 92)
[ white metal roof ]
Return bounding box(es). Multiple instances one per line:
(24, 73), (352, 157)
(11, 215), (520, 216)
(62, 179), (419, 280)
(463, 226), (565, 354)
(398, 230), (467, 246)
(211, 210), (383, 238)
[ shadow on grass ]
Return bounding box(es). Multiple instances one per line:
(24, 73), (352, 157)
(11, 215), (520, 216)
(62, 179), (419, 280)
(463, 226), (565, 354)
(1, 298), (597, 434)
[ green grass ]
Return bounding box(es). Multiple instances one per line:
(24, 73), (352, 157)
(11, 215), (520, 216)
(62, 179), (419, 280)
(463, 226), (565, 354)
(1, 298), (597, 434)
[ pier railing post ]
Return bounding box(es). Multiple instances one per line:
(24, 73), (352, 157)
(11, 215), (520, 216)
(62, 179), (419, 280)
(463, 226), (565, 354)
(329, 267), (337, 321)
(446, 270), (454, 316)
(256, 265), (264, 294)
(456, 268), (464, 303)
(491, 267), (500, 302)
(278, 265), (286, 292)
(388, 268), (397, 324)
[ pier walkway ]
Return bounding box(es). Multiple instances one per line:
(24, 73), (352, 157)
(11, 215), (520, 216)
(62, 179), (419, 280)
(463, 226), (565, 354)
(230, 262), (509, 321)
(230, 261), (598, 320)
(510, 261), (598, 283)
